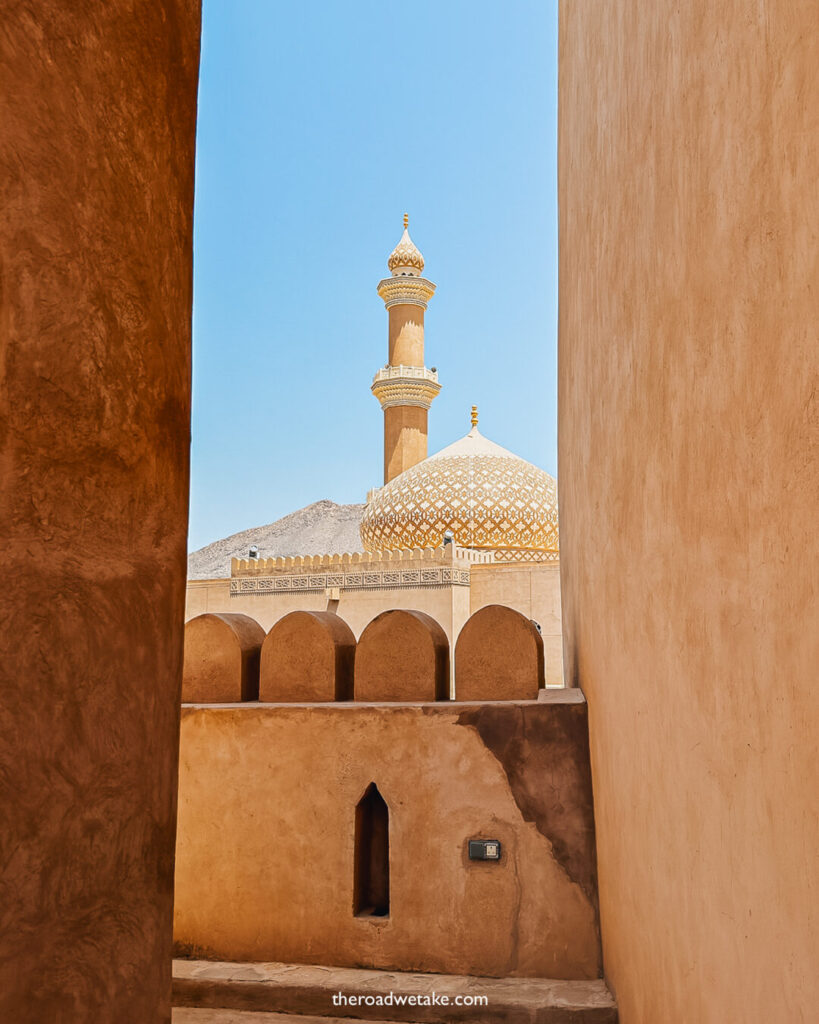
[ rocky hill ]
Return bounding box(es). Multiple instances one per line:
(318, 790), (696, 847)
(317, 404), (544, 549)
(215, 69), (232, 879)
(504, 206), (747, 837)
(187, 500), (366, 579)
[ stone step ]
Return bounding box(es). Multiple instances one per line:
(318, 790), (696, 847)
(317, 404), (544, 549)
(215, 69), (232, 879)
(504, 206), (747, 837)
(173, 959), (618, 1024)
(173, 1011), (411, 1024)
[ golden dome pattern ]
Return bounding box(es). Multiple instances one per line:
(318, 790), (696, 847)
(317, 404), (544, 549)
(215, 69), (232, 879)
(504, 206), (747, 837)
(387, 214), (425, 276)
(360, 427), (559, 562)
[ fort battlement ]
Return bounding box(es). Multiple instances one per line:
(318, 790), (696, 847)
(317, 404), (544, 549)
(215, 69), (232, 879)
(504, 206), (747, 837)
(182, 604), (545, 705)
(176, 603), (598, 979)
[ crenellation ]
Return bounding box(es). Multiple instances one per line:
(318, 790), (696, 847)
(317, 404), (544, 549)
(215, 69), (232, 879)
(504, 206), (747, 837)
(183, 613), (265, 703)
(455, 605), (544, 701)
(230, 544), (485, 600)
(355, 609), (449, 701)
(183, 604), (545, 706)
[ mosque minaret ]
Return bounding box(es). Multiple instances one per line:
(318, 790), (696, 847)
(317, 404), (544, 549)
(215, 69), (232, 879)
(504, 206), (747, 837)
(371, 214), (441, 483)
(188, 214), (563, 683)
(363, 216), (559, 562)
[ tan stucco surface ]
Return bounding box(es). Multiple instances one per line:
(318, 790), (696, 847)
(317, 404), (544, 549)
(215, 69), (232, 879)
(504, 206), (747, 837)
(559, 3), (819, 1021)
(470, 563), (563, 685)
(456, 605), (544, 701)
(388, 304), (425, 367)
(0, 4), (200, 1020)
(260, 611), (355, 703)
(183, 613), (265, 703)
(187, 579), (468, 647)
(355, 610), (450, 701)
(174, 699), (601, 979)
(384, 404), (428, 482)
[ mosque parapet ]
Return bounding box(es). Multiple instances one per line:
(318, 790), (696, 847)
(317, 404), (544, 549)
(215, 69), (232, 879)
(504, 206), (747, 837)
(229, 544), (491, 596)
(373, 365), (439, 384)
(231, 544), (490, 577)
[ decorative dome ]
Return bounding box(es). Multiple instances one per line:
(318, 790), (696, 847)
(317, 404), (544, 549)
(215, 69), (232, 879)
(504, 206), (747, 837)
(387, 214), (425, 276)
(360, 422), (559, 562)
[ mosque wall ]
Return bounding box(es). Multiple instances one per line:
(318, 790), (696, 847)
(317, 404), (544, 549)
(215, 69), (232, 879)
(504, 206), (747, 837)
(558, 3), (819, 1021)
(0, 3), (200, 1021)
(186, 559), (563, 683)
(173, 695), (601, 979)
(186, 578), (233, 619)
(187, 578), (467, 644)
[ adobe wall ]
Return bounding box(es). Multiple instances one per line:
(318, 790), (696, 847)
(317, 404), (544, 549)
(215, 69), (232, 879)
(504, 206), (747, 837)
(187, 578), (468, 645)
(186, 578), (233, 619)
(174, 694), (601, 979)
(559, 3), (819, 1022)
(0, 3), (200, 1021)
(470, 563), (563, 685)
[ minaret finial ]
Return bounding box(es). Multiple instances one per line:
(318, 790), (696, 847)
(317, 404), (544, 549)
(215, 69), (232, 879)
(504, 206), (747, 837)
(471, 405), (478, 428)
(403, 212), (409, 230)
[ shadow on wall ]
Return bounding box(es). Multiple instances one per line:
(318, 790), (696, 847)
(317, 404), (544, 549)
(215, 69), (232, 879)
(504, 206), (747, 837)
(182, 604), (547, 703)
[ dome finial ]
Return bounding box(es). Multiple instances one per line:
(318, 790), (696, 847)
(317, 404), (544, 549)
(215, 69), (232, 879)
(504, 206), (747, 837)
(387, 216), (425, 276)
(471, 405), (478, 428)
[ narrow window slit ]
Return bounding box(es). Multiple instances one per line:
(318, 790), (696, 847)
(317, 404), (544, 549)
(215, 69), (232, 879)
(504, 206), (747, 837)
(354, 783), (389, 917)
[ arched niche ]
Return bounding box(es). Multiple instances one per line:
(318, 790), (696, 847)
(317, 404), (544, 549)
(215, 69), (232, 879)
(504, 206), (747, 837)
(353, 783), (390, 917)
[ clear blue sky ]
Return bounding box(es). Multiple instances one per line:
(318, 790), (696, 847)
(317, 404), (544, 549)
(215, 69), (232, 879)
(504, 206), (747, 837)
(189, 0), (558, 551)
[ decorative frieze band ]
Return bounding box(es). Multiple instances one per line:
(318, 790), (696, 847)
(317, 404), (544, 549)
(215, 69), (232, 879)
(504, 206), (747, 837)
(230, 565), (471, 597)
(371, 376), (442, 411)
(376, 276), (436, 309)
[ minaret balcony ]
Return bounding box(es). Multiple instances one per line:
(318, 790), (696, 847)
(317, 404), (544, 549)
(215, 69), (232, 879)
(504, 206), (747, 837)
(371, 365), (441, 410)
(377, 276), (436, 310)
